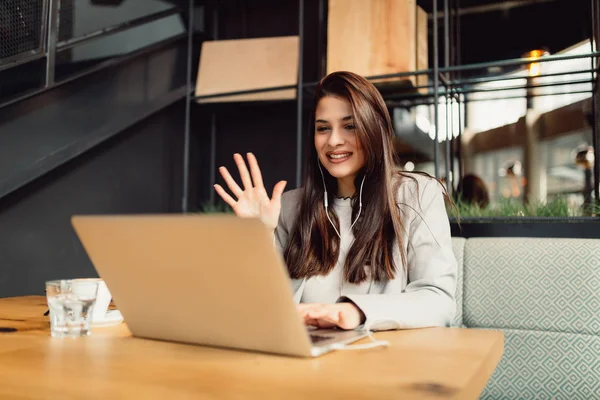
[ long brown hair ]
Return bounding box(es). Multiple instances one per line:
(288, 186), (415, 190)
(284, 71), (414, 284)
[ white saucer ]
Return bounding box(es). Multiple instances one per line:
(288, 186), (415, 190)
(92, 310), (124, 327)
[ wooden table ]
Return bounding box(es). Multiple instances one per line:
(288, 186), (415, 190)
(0, 296), (504, 399)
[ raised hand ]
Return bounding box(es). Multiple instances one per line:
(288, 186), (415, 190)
(214, 153), (287, 231)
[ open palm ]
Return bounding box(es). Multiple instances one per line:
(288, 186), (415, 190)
(214, 153), (287, 231)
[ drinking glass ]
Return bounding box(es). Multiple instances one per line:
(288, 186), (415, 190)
(45, 279), (99, 337)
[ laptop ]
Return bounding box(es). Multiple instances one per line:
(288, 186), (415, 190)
(71, 214), (368, 357)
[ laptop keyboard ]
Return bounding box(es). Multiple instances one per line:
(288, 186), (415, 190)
(310, 334), (333, 344)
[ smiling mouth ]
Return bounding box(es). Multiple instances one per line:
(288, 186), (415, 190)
(327, 152), (352, 161)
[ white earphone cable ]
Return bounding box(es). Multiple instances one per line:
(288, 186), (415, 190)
(317, 161), (365, 239)
(330, 319), (392, 351)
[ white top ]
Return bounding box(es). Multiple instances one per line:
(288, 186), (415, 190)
(275, 173), (458, 331)
(300, 197), (371, 304)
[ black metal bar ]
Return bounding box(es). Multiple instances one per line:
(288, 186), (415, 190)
(592, 0), (600, 204)
(596, 0), (600, 206)
(408, 51), (600, 78)
(439, 73), (452, 89)
(209, 3), (219, 205)
(195, 80), (449, 102)
(303, 69), (430, 88)
(0, 52), (46, 72)
(452, 68), (599, 87)
(456, 0), (461, 81)
(56, 8), (181, 51)
(182, 0), (194, 213)
(45, 0), (59, 87)
(450, 97), (456, 194)
(453, 0), (460, 75)
(209, 113), (217, 204)
(444, 0), (450, 74)
(242, 0), (248, 37)
(459, 77), (594, 95)
(463, 92), (468, 128)
(317, 0), (327, 79)
(466, 89), (595, 102)
(453, 0), (461, 186)
(433, 0), (440, 179)
(449, 0), (455, 70)
(399, 77), (593, 99)
(456, 94), (463, 188)
(431, 0), (558, 20)
(302, 52), (600, 88)
(296, 0), (305, 188)
(212, 2), (219, 39)
(445, 91), (452, 189)
(40, 0), (50, 54)
(384, 77), (594, 102)
(193, 84), (297, 100)
(386, 89), (595, 107)
(593, 0), (599, 57)
(442, 51), (600, 73)
(444, 0), (451, 189)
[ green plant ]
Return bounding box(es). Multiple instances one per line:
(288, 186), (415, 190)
(198, 202), (234, 214)
(447, 196), (598, 218)
(582, 201), (600, 217)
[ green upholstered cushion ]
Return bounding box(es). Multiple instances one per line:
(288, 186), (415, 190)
(451, 237), (466, 327)
(480, 328), (600, 400)
(463, 238), (600, 335)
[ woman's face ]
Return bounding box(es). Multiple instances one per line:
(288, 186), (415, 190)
(314, 96), (366, 181)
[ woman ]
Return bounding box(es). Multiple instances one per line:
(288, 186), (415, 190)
(456, 174), (490, 208)
(215, 71), (457, 332)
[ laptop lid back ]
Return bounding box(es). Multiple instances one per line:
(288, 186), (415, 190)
(71, 214), (313, 357)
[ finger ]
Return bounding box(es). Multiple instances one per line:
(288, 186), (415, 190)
(247, 153), (265, 189)
(300, 312), (320, 327)
(271, 180), (288, 204)
(213, 184), (236, 208)
(337, 314), (356, 330)
(219, 167), (243, 198)
(308, 317), (336, 329)
(336, 307), (360, 330)
(308, 310), (340, 323)
(234, 153), (253, 190)
(307, 309), (333, 321)
(297, 306), (317, 321)
(297, 303), (324, 312)
(296, 303), (316, 312)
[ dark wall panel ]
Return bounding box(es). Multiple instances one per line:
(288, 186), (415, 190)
(0, 101), (186, 298)
(193, 101), (310, 209)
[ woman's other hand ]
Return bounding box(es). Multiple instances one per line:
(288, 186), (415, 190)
(214, 153), (287, 231)
(297, 303), (365, 330)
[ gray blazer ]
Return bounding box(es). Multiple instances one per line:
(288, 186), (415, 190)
(274, 173), (457, 331)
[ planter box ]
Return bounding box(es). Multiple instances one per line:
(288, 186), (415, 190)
(450, 217), (600, 239)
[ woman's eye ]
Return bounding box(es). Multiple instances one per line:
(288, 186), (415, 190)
(316, 126), (329, 132)
(346, 124), (356, 130)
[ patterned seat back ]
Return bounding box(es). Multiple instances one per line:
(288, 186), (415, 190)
(461, 237), (600, 399)
(451, 237), (466, 327)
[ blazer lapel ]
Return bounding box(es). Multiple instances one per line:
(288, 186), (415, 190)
(292, 278), (306, 303)
(367, 279), (385, 294)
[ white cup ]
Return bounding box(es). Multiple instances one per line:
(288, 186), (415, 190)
(92, 280), (112, 322)
(72, 278), (112, 322)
